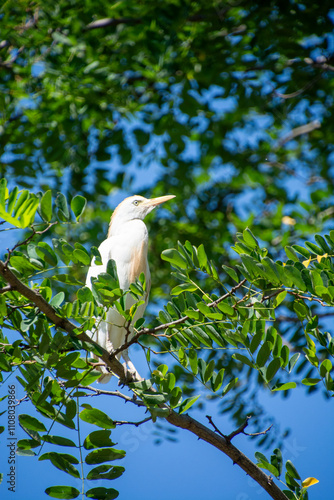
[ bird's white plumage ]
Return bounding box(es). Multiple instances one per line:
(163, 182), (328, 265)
(85, 194), (174, 382)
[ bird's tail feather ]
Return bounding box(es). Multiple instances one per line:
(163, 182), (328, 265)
(97, 372), (113, 384)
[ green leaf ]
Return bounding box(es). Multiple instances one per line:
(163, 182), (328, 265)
(0, 178), (6, 207)
(188, 348), (198, 375)
(171, 283), (197, 295)
(272, 382), (297, 391)
(142, 392), (167, 405)
(286, 460), (301, 480)
(217, 302), (234, 316)
(42, 435), (76, 448)
(40, 190), (52, 222)
(86, 487), (119, 500)
(232, 353), (254, 368)
(50, 292), (65, 307)
(197, 244), (208, 269)
(320, 359), (332, 377)
(314, 234), (331, 253)
(301, 378), (321, 386)
(256, 342), (271, 367)
(250, 331), (263, 354)
(255, 451), (269, 464)
(71, 195), (87, 220)
(19, 414), (47, 432)
(84, 430), (115, 450)
(45, 486), (80, 499)
(56, 193), (70, 221)
(161, 248), (188, 269)
(271, 448), (283, 477)
(77, 286), (94, 303)
(304, 241), (323, 256)
(284, 265), (306, 291)
(86, 465), (125, 481)
(273, 290), (287, 308)
(73, 248), (91, 265)
(85, 448), (126, 465)
(284, 246), (299, 262)
(36, 242), (58, 266)
(292, 245), (311, 259)
(222, 265), (239, 282)
(258, 462), (279, 477)
(213, 368), (225, 392)
(178, 395), (200, 414)
(222, 377), (238, 396)
(80, 408), (115, 429)
(266, 358), (281, 382)
(203, 359), (215, 383)
(17, 438), (41, 450)
(39, 452), (80, 478)
(243, 228), (259, 248)
(288, 353), (300, 373)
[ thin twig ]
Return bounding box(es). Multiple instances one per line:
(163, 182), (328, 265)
(274, 72), (323, 100)
(275, 120), (321, 149)
(206, 415), (273, 443)
(85, 17), (141, 30)
(110, 279), (247, 359)
(4, 222), (58, 267)
(114, 417), (152, 427)
(78, 385), (145, 406)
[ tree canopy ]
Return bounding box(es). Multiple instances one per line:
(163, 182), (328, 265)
(0, 1), (333, 499)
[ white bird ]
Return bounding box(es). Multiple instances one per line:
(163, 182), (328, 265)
(86, 194), (175, 383)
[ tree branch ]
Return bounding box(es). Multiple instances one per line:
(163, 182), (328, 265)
(274, 72), (323, 100)
(110, 279), (247, 359)
(0, 259), (127, 379)
(0, 285), (12, 294)
(114, 417), (152, 427)
(166, 412), (287, 500)
(0, 264), (287, 498)
(4, 222), (58, 266)
(79, 385), (145, 406)
(85, 17), (141, 30)
(206, 415), (273, 442)
(275, 120), (321, 149)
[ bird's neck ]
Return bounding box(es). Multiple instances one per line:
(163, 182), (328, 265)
(108, 218), (147, 238)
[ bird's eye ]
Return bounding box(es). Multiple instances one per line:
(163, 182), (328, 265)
(133, 200), (139, 206)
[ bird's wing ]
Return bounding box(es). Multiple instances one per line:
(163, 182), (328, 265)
(85, 238), (112, 351)
(85, 238), (110, 287)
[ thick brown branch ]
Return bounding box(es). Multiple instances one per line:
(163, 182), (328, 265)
(0, 259), (126, 378)
(167, 412), (288, 500)
(0, 262), (287, 499)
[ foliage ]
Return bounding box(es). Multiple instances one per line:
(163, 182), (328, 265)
(1, 1), (333, 498)
(0, 186), (331, 498)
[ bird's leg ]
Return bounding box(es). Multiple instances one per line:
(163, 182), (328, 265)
(122, 349), (143, 382)
(105, 337), (114, 354)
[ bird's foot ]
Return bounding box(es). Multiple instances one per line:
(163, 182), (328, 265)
(118, 362), (143, 386)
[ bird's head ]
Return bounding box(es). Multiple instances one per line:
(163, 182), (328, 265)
(108, 194), (175, 235)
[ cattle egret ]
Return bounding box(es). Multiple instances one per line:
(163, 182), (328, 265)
(86, 194), (175, 383)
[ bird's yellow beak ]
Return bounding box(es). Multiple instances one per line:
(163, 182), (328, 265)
(142, 195), (175, 207)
